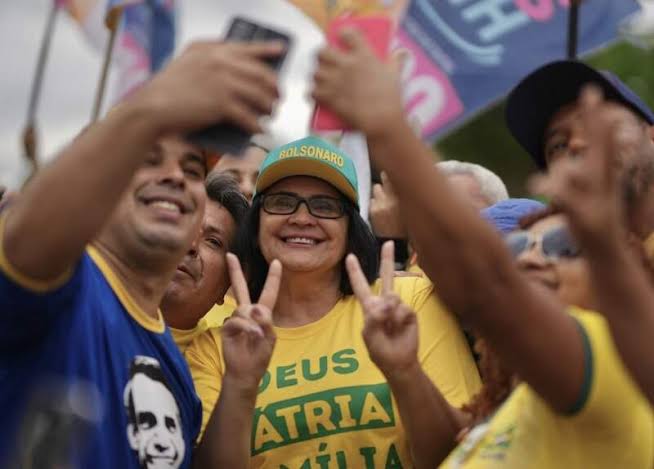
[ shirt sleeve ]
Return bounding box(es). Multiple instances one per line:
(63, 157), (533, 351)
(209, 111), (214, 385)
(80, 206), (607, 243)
(403, 277), (482, 408)
(0, 214), (84, 349)
(568, 309), (652, 437)
(185, 327), (225, 441)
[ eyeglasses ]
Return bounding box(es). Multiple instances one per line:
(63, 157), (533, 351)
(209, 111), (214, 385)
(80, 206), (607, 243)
(505, 225), (581, 261)
(262, 193), (346, 219)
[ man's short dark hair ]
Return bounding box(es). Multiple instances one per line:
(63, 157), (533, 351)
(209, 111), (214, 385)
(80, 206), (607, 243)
(206, 173), (249, 228)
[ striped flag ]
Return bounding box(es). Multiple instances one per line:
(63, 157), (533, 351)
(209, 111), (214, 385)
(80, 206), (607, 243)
(60, 0), (177, 100)
(105, 0), (143, 29)
(111, 0), (176, 97)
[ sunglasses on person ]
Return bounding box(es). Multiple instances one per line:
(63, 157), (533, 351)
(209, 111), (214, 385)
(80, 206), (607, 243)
(262, 193), (346, 219)
(505, 225), (581, 261)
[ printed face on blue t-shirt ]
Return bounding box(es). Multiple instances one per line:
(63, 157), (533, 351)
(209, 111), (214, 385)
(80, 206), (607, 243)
(124, 356), (185, 469)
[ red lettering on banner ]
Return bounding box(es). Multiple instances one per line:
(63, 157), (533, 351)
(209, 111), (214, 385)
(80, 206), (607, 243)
(514, 0), (571, 22)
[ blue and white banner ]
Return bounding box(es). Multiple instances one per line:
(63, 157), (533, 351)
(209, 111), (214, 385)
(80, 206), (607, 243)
(396, 0), (641, 141)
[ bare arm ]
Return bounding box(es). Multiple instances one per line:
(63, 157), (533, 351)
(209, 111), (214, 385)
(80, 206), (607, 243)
(4, 41), (282, 283)
(313, 31), (585, 413)
(194, 339), (266, 469)
(586, 237), (654, 403)
(387, 362), (467, 467)
(4, 103), (158, 282)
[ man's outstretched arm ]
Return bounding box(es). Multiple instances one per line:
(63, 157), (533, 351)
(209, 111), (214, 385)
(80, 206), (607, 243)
(4, 41), (282, 284)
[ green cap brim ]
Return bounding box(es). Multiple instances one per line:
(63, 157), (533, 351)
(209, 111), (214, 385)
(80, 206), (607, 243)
(256, 157), (358, 205)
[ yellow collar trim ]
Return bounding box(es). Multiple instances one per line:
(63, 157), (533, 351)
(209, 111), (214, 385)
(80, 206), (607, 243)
(87, 246), (165, 334)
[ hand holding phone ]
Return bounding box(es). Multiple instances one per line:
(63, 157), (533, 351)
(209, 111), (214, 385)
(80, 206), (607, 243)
(187, 17), (291, 156)
(312, 14), (392, 132)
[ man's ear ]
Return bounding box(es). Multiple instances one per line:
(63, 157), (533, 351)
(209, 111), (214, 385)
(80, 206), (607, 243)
(126, 423), (139, 450)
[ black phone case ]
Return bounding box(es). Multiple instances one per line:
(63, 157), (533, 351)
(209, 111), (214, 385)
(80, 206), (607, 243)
(187, 17), (291, 156)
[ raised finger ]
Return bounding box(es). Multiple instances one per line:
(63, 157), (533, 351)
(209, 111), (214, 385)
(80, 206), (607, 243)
(222, 58), (279, 96)
(380, 241), (395, 295)
(251, 305), (276, 341)
(230, 40), (286, 60)
(393, 303), (416, 329)
(363, 297), (387, 326)
(221, 315), (263, 339)
(227, 252), (251, 306)
(339, 28), (369, 53)
(317, 47), (347, 67)
(222, 101), (263, 135)
(258, 259), (282, 310)
(390, 48), (409, 78)
(313, 68), (342, 90)
(227, 77), (277, 115)
(380, 171), (397, 198)
(371, 183), (385, 201)
(579, 85), (617, 187)
(346, 253), (372, 301)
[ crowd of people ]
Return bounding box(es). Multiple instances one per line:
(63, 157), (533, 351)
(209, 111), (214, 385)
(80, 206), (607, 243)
(2, 27), (654, 469)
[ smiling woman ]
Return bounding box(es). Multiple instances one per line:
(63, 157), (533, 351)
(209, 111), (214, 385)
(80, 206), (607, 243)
(185, 136), (481, 468)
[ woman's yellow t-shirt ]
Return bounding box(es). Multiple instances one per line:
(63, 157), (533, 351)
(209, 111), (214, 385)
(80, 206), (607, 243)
(440, 308), (654, 469)
(186, 276), (481, 468)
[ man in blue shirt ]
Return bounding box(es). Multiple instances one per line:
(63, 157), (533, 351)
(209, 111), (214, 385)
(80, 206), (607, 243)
(0, 39), (283, 468)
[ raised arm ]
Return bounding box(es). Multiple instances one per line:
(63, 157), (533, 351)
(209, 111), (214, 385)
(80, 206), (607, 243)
(3, 41), (282, 283)
(312, 31), (585, 413)
(531, 86), (654, 405)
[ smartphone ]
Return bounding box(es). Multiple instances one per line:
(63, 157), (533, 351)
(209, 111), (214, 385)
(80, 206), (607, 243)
(312, 14), (392, 131)
(187, 17), (291, 156)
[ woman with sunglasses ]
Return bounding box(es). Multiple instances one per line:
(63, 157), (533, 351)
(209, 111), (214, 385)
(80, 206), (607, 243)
(459, 207), (594, 439)
(186, 136), (481, 468)
(311, 31), (653, 468)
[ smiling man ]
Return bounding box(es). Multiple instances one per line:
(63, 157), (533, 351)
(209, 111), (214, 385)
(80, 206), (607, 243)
(0, 39), (282, 468)
(125, 356), (187, 469)
(161, 173), (248, 353)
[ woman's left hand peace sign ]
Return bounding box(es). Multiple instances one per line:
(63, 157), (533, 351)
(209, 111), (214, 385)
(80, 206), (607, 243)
(346, 241), (419, 379)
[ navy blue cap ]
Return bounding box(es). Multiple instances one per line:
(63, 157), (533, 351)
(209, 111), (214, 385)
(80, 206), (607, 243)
(506, 60), (654, 169)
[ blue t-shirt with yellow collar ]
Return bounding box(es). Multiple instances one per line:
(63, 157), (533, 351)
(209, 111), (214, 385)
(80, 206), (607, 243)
(0, 244), (201, 468)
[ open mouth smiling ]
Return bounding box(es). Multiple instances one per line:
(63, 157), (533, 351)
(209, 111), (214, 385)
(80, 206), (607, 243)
(281, 236), (323, 246)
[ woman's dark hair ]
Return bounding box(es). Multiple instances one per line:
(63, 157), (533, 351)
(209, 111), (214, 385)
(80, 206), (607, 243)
(234, 193), (379, 300)
(461, 337), (515, 425)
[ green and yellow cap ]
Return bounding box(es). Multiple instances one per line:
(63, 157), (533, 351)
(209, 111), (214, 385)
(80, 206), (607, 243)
(255, 136), (359, 205)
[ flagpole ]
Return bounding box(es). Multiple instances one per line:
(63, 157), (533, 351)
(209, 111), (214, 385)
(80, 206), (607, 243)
(91, 7), (124, 123)
(567, 0), (580, 59)
(23, 1), (61, 174)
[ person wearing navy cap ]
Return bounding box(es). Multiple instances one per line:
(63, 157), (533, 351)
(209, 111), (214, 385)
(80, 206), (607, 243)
(506, 60), (654, 246)
(506, 60), (654, 170)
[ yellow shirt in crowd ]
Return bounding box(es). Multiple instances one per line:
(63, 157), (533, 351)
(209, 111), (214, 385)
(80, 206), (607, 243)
(440, 308), (654, 469)
(186, 276), (481, 469)
(170, 296), (236, 353)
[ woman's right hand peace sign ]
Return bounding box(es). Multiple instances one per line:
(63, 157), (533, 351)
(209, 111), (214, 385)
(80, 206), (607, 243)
(346, 241), (419, 380)
(221, 253), (282, 391)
